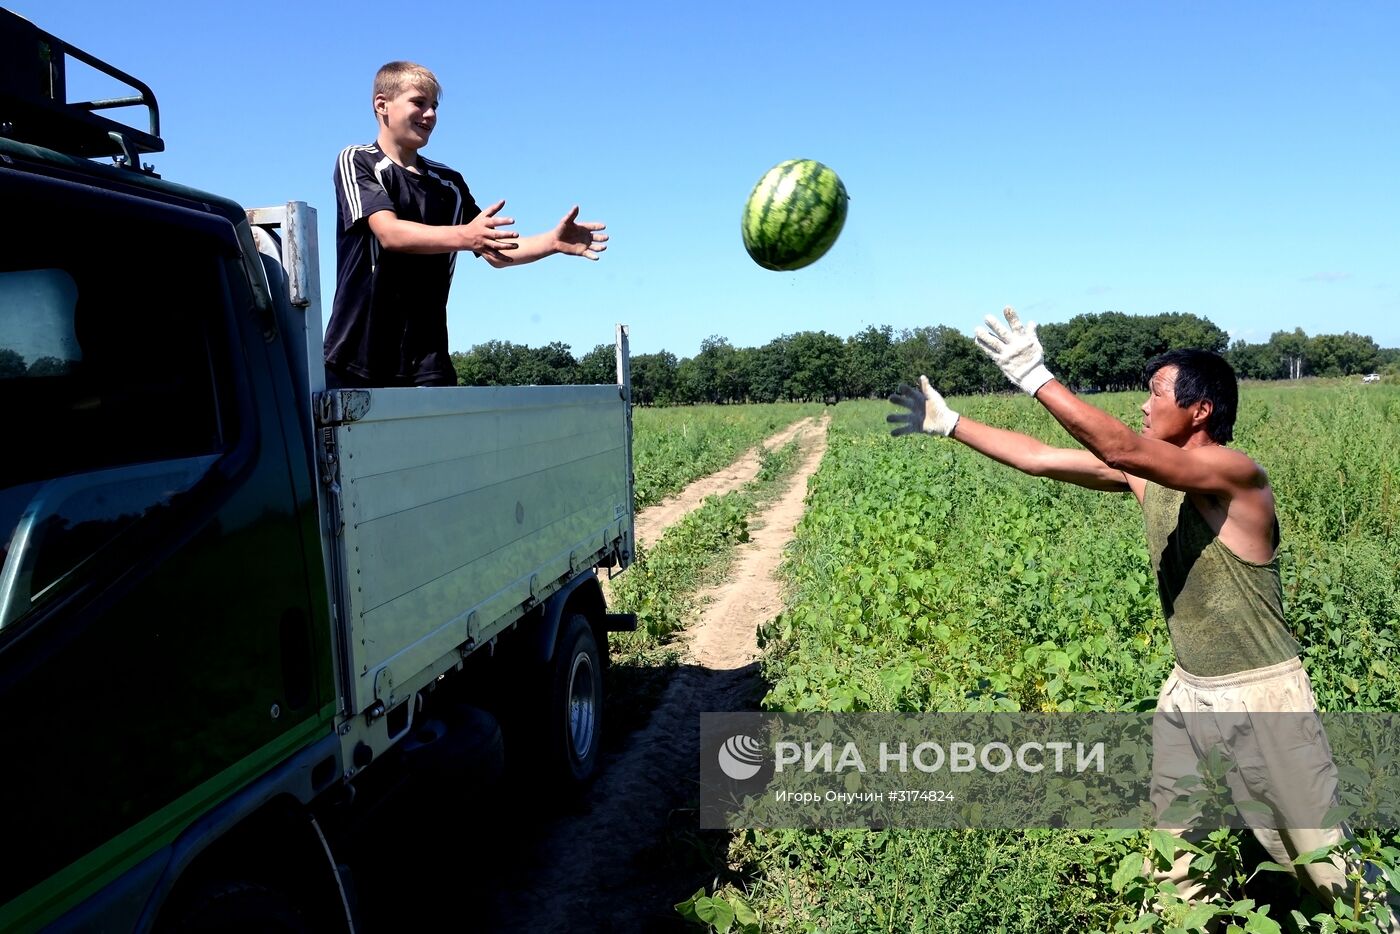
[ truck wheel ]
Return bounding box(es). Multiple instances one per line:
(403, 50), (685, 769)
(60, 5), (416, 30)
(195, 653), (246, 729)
(547, 613), (603, 787)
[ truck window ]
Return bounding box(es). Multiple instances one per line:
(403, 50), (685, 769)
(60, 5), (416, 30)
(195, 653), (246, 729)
(0, 209), (241, 630)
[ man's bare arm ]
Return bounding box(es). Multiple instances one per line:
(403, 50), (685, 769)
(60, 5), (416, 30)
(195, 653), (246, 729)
(1034, 381), (1264, 496)
(974, 307), (1264, 499)
(952, 418), (1131, 492)
(888, 377), (1129, 493)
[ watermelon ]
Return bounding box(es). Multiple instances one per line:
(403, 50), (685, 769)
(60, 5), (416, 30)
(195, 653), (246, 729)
(741, 159), (849, 271)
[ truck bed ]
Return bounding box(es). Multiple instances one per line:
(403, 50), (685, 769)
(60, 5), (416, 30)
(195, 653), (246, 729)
(322, 383), (633, 717)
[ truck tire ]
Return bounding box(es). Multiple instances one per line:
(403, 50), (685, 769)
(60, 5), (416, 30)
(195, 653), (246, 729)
(546, 612), (603, 787)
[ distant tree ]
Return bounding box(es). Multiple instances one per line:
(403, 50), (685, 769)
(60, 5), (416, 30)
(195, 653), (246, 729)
(724, 343), (754, 403)
(1057, 312), (1155, 390)
(693, 336), (748, 403)
(784, 330), (846, 402)
(748, 337), (791, 403)
(450, 350), (472, 385)
(1308, 331), (1380, 377)
(1227, 339), (1283, 380)
(734, 346), (761, 401)
(935, 328), (1002, 395)
(521, 341), (578, 385)
(576, 343), (616, 385)
(1269, 328), (1310, 380)
(1039, 322), (1071, 376)
(1049, 311), (1227, 391)
(450, 339), (577, 385)
(673, 355), (706, 405)
(452, 340), (534, 385)
(894, 325), (1000, 396)
(680, 335), (719, 403)
(631, 351), (678, 405)
(449, 312), (1377, 404)
(494, 340), (536, 383)
(25, 356), (72, 377)
(1154, 312), (1228, 354)
(25, 354), (72, 375)
(0, 349), (26, 379)
(894, 326), (939, 384)
(841, 324), (902, 399)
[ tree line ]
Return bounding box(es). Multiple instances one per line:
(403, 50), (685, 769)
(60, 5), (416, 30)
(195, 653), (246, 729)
(447, 312), (1398, 405)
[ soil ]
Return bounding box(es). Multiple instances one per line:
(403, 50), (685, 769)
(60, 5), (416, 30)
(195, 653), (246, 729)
(347, 414), (830, 933)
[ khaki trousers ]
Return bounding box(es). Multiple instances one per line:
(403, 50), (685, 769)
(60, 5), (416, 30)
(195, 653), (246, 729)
(1145, 657), (1392, 923)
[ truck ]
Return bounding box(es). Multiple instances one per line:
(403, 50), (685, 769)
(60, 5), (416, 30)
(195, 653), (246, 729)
(0, 10), (636, 931)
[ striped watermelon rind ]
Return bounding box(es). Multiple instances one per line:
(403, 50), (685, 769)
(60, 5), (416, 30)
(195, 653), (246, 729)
(741, 159), (849, 271)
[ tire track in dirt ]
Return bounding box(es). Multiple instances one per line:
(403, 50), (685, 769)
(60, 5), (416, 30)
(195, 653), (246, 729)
(478, 414), (830, 933)
(633, 416), (821, 550)
(681, 417), (828, 671)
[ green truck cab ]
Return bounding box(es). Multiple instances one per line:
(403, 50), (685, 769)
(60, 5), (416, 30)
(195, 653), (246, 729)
(0, 10), (636, 931)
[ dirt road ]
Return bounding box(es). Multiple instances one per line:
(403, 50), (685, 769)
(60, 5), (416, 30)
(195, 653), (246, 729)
(632, 416), (822, 550)
(478, 415), (828, 932)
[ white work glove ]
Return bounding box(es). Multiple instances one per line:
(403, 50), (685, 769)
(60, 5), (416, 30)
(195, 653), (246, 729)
(974, 306), (1055, 396)
(888, 375), (960, 437)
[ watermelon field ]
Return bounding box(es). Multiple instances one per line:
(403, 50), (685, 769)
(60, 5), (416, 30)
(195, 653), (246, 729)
(669, 381), (1400, 933)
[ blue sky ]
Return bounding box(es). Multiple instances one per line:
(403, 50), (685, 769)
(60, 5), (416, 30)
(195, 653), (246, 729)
(17, 1), (1399, 357)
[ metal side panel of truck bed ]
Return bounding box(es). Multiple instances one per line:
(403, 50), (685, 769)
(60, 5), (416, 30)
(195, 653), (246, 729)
(320, 383), (633, 717)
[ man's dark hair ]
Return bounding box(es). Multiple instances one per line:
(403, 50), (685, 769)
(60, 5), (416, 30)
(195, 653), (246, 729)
(1144, 349), (1238, 444)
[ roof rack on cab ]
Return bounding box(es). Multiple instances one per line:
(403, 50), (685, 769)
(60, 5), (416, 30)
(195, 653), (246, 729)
(0, 7), (163, 170)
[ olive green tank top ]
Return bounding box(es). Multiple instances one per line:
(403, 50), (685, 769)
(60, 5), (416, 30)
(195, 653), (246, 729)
(1141, 480), (1300, 676)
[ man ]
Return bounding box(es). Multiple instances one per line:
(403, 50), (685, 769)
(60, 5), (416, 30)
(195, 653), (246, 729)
(888, 307), (1371, 915)
(324, 60), (607, 388)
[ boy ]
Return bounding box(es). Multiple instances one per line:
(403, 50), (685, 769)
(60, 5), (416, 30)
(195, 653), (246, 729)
(324, 61), (608, 388)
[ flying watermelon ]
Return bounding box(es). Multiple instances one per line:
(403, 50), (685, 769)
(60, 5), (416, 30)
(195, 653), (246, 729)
(741, 159), (849, 271)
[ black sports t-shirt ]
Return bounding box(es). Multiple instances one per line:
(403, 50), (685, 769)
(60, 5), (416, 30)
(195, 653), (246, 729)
(324, 143), (482, 385)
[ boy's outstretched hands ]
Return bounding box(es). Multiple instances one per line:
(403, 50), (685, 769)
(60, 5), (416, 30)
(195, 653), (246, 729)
(459, 202), (607, 264)
(462, 199), (519, 261)
(888, 375), (960, 437)
(551, 205), (608, 260)
(974, 306), (1055, 396)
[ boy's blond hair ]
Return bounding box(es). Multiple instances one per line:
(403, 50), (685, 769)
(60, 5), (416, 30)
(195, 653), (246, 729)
(373, 61), (441, 109)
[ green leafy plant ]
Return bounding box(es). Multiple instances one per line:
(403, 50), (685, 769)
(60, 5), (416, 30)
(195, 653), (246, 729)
(677, 888), (761, 934)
